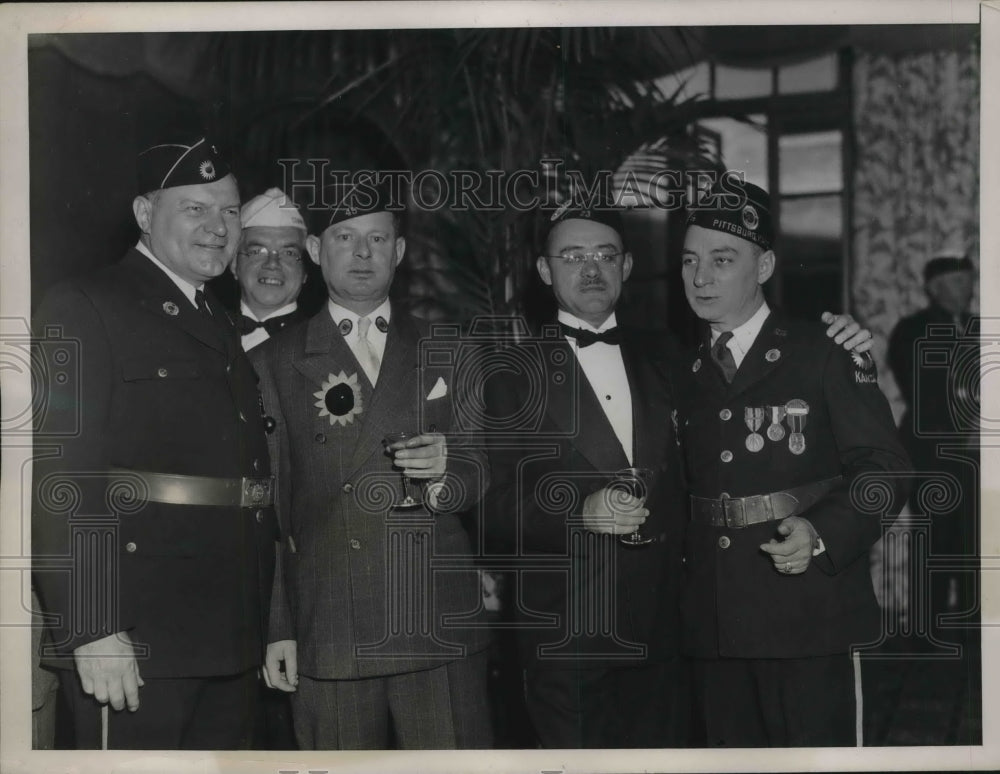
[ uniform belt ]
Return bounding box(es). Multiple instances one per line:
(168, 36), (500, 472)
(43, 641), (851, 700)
(108, 468), (275, 508)
(690, 476), (842, 529)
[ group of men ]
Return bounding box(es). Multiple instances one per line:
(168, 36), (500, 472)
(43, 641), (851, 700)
(33, 134), (911, 751)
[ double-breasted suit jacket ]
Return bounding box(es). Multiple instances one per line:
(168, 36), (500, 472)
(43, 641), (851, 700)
(483, 327), (688, 669)
(32, 248), (278, 678)
(251, 307), (491, 680)
(674, 312), (910, 660)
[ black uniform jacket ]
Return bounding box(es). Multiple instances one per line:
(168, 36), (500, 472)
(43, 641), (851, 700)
(32, 248), (278, 678)
(483, 325), (689, 669)
(674, 312), (910, 659)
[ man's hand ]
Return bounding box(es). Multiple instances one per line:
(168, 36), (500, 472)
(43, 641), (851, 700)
(759, 516), (818, 575)
(263, 640), (298, 692)
(581, 487), (648, 535)
(387, 432), (447, 480)
(74, 632), (144, 712)
(821, 311), (872, 353)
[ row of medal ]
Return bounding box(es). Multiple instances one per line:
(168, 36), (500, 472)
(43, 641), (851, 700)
(743, 399), (809, 455)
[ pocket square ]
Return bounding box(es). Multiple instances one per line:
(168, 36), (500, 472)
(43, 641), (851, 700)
(426, 377), (448, 400)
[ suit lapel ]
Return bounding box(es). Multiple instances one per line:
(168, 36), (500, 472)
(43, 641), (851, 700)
(727, 312), (795, 400)
(621, 333), (670, 470)
(544, 334), (630, 473)
(291, 309), (350, 389)
(123, 249), (229, 355)
(348, 313), (421, 474)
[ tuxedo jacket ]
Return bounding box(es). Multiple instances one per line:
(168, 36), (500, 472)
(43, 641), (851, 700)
(674, 312), (910, 659)
(251, 307), (491, 680)
(32, 248), (278, 678)
(483, 325), (688, 670)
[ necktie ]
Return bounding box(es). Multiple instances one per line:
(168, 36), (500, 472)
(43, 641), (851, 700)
(194, 289), (213, 320)
(238, 312), (297, 337)
(353, 316), (382, 385)
(711, 331), (737, 383)
(559, 323), (622, 348)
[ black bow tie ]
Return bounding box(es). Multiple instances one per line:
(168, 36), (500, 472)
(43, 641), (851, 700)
(559, 323), (622, 348)
(238, 312), (297, 337)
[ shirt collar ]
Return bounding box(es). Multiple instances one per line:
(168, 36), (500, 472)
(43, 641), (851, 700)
(327, 298), (392, 330)
(240, 300), (298, 322)
(135, 239), (202, 307)
(712, 301), (771, 356)
(557, 309), (618, 334)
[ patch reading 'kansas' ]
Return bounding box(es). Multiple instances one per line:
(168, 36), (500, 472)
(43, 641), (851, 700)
(851, 351), (878, 384)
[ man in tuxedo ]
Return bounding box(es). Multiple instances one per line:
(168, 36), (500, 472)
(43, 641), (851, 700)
(232, 188), (308, 351)
(483, 205), (691, 748)
(32, 136), (278, 748)
(673, 178), (909, 746)
(252, 186), (492, 749)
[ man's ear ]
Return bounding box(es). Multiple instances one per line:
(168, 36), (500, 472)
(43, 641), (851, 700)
(394, 236), (406, 266)
(621, 252), (634, 282)
(757, 249), (776, 284)
(133, 195), (152, 234)
(536, 255), (553, 286)
(306, 234), (322, 266)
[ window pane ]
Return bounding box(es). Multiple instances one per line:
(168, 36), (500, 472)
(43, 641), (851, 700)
(655, 62), (710, 101)
(780, 194), (842, 240)
(715, 64), (772, 100)
(778, 131), (842, 194)
(778, 54), (838, 94)
(699, 114), (768, 189)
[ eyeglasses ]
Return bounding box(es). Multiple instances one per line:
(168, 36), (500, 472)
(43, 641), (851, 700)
(239, 246), (303, 265)
(545, 251), (622, 264)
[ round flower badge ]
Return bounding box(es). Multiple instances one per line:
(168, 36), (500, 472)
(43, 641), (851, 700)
(314, 371), (364, 426)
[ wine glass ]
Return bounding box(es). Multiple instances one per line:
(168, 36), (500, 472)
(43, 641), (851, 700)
(610, 467), (655, 546)
(384, 431), (421, 509)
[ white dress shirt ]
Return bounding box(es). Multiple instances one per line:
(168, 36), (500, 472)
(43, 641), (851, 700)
(710, 300), (771, 369)
(240, 300), (298, 352)
(328, 298), (391, 381)
(135, 240), (201, 307)
(558, 310), (633, 465)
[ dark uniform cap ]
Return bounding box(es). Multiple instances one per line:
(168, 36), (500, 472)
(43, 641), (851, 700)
(320, 179), (400, 232)
(686, 176), (774, 250)
(924, 254), (974, 283)
(136, 136), (231, 194)
(545, 201), (626, 242)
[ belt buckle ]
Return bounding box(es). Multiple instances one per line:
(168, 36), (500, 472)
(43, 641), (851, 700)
(241, 476), (274, 507)
(723, 496), (747, 529)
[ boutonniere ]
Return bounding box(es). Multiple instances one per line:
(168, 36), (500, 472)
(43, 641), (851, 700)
(314, 372), (364, 426)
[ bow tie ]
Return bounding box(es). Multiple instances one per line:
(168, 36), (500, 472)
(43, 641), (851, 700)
(559, 323), (622, 348)
(238, 312), (296, 337)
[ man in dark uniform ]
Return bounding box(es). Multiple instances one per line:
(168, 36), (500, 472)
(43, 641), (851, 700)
(888, 253), (978, 628)
(483, 205), (692, 748)
(254, 185), (492, 749)
(32, 136), (279, 748)
(232, 187), (309, 352)
(673, 179), (910, 747)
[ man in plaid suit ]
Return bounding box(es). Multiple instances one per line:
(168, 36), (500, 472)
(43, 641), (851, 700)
(252, 184), (492, 749)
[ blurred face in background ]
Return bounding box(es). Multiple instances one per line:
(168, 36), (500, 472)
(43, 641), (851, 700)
(926, 270), (974, 317)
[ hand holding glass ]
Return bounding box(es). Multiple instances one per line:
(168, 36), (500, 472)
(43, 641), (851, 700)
(610, 467), (655, 546)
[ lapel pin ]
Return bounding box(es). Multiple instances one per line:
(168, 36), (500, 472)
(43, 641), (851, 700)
(765, 348), (781, 362)
(162, 301), (179, 316)
(774, 328), (787, 337)
(692, 358), (702, 373)
(338, 319), (353, 336)
(375, 316), (389, 333)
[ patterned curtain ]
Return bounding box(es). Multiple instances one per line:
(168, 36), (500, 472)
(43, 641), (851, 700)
(852, 42), (980, 420)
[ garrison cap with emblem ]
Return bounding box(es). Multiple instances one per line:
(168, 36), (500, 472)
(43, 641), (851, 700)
(317, 178), (401, 233)
(544, 199), (627, 242)
(137, 135), (231, 194)
(686, 174), (774, 250)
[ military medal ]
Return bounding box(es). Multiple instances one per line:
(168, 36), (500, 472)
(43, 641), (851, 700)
(785, 399), (809, 455)
(766, 405), (786, 442)
(744, 406), (765, 452)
